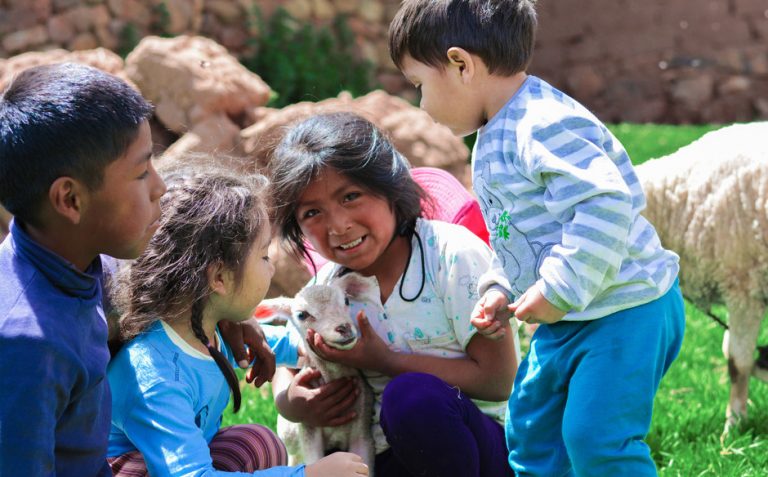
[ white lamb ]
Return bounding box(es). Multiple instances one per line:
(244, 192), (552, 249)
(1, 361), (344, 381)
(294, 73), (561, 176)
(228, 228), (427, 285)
(635, 122), (768, 432)
(257, 272), (377, 473)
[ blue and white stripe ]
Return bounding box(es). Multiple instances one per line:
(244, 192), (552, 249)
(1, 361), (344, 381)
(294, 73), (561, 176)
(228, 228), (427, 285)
(475, 76), (679, 321)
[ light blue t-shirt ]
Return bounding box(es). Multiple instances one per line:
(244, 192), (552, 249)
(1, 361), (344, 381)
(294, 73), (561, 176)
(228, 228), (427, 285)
(108, 320), (303, 477)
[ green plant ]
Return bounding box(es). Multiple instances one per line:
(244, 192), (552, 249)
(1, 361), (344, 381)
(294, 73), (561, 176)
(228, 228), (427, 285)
(117, 23), (141, 58)
(151, 1), (173, 38)
(244, 7), (375, 108)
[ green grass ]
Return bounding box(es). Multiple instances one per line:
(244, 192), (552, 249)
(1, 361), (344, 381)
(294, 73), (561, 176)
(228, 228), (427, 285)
(607, 123), (723, 165)
(224, 123), (768, 476)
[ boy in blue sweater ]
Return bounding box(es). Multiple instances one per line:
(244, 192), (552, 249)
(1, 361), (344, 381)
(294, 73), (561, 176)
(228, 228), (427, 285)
(389, 1), (685, 476)
(0, 63), (167, 476)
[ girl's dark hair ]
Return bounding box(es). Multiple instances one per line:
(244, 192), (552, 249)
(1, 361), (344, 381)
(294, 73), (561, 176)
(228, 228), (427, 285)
(389, 0), (537, 76)
(116, 163), (270, 413)
(269, 112), (427, 269)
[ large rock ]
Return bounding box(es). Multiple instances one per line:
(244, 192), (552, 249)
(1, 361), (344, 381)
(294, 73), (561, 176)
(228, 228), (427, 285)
(0, 47), (126, 91)
(124, 35), (271, 135)
(240, 89), (470, 184)
(160, 114), (242, 164)
(266, 241), (312, 299)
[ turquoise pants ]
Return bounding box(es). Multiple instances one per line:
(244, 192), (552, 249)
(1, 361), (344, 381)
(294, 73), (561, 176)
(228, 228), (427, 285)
(506, 281), (685, 477)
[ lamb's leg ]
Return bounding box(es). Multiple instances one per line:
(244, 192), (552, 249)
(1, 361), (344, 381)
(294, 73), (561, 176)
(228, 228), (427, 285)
(723, 294), (764, 434)
(348, 436), (375, 477)
(347, 388), (375, 476)
(277, 415), (303, 466)
(300, 427), (326, 464)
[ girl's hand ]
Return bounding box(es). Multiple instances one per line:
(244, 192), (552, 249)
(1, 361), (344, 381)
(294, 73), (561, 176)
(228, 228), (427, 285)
(508, 286), (566, 324)
(308, 311), (392, 372)
(305, 452), (369, 477)
(280, 368), (360, 427)
(217, 319), (275, 387)
(470, 290), (511, 340)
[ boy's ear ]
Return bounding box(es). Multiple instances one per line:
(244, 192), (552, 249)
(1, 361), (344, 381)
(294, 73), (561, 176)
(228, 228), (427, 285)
(48, 176), (87, 225)
(446, 47), (476, 83)
(206, 261), (231, 296)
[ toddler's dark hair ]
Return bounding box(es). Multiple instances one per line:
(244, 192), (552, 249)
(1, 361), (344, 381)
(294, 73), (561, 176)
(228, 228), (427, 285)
(117, 163), (270, 413)
(0, 62), (152, 226)
(269, 112), (426, 270)
(389, 0), (537, 76)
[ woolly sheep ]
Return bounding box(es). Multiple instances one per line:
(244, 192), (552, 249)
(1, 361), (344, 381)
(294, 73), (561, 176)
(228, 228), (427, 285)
(635, 122), (768, 432)
(256, 272), (376, 473)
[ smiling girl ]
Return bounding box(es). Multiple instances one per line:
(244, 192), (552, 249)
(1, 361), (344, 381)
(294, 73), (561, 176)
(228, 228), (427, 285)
(270, 112), (520, 477)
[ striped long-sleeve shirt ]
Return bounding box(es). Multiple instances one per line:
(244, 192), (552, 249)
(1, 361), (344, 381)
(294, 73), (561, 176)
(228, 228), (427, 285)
(474, 75), (679, 321)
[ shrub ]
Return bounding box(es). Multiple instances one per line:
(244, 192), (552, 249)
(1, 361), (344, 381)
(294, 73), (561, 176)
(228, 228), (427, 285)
(244, 7), (375, 108)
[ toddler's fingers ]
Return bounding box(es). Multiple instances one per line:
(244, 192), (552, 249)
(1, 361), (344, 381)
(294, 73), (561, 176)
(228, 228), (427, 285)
(470, 316), (492, 329)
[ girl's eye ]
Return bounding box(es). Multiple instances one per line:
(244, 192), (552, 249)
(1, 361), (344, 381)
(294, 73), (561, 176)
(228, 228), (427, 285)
(301, 209), (319, 219)
(138, 169), (150, 180)
(343, 192), (361, 203)
(262, 256), (271, 263)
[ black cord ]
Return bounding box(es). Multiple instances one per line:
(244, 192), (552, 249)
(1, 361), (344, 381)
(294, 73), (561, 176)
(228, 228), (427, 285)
(399, 229), (425, 302)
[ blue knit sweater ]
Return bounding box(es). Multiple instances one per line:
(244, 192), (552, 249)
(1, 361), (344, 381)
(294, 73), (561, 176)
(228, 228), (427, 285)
(0, 220), (112, 476)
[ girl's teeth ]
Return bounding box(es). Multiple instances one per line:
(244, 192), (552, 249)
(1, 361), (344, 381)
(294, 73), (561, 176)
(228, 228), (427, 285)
(339, 237), (362, 250)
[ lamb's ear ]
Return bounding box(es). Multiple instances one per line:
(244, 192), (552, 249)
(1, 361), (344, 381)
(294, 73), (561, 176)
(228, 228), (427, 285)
(336, 272), (378, 301)
(253, 297), (294, 326)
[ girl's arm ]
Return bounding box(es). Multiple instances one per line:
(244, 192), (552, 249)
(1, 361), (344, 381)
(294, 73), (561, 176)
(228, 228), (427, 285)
(309, 312), (516, 402)
(113, 377), (304, 477)
(272, 366), (361, 427)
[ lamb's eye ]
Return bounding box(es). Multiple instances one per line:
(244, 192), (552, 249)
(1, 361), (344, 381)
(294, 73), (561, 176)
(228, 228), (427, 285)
(344, 297), (350, 306)
(295, 310), (308, 321)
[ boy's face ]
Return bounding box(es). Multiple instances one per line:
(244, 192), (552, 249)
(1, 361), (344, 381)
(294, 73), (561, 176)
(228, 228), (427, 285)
(80, 120), (166, 260)
(401, 55), (484, 137)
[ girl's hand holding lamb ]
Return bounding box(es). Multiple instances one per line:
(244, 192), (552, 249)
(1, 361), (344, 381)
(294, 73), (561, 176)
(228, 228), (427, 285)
(280, 367), (360, 427)
(307, 310), (393, 373)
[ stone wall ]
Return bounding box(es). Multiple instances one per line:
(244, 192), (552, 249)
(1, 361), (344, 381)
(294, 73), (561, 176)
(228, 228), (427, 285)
(1, 0), (767, 124)
(532, 0), (768, 124)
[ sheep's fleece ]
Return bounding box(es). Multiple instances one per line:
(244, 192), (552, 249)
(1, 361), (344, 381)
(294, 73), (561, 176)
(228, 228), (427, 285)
(635, 121), (768, 432)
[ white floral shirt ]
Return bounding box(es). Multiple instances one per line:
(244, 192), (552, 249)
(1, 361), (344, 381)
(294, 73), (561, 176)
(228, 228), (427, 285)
(313, 218), (520, 453)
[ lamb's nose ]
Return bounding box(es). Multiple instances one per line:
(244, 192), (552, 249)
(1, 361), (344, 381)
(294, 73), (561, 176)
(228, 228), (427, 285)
(335, 324), (352, 336)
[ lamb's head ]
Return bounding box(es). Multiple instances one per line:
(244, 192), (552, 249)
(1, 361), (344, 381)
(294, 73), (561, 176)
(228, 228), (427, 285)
(289, 272), (379, 350)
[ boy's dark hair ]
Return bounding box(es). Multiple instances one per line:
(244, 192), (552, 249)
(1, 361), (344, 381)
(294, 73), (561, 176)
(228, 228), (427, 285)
(270, 112), (427, 270)
(0, 62), (153, 226)
(389, 0), (537, 76)
(116, 164), (270, 413)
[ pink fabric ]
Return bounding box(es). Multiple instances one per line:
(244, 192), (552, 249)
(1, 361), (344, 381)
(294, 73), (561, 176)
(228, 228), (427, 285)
(302, 167), (490, 273)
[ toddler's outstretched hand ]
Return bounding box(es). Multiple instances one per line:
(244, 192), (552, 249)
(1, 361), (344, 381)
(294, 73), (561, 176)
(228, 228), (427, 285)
(508, 285), (566, 324)
(471, 289), (511, 340)
(305, 452), (369, 476)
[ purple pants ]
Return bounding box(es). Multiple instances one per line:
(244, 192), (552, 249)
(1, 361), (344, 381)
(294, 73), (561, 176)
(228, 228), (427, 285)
(376, 372), (513, 477)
